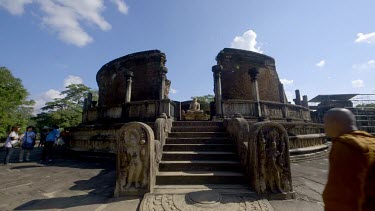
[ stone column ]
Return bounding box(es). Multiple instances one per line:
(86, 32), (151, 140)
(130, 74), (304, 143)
(212, 65), (223, 116)
(124, 70), (134, 103)
(302, 95), (309, 108)
(294, 90), (301, 105)
(248, 68), (262, 118)
(87, 92), (93, 108)
(278, 83), (286, 104)
(159, 66), (168, 100)
(278, 83), (288, 119)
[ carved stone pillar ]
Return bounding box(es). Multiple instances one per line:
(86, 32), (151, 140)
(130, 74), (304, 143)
(248, 68), (262, 118)
(159, 66), (168, 100)
(278, 83), (288, 119)
(124, 70), (134, 103)
(212, 65), (223, 116)
(302, 95), (309, 108)
(294, 90), (301, 105)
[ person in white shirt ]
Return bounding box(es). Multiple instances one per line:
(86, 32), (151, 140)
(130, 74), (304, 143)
(3, 126), (20, 165)
(19, 126), (36, 162)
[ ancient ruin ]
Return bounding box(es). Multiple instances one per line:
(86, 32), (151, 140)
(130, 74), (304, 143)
(69, 48), (328, 209)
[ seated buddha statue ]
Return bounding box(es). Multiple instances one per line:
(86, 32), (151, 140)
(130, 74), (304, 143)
(187, 98), (204, 114)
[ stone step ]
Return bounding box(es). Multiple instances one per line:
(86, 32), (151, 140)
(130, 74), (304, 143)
(159, 160), (241, 172)
(156, 171), (246, 185)
(152, 184), (254, 194)
(171, 126), (225, 132)
(356, 120), (375, 126)
(166, 137), (232, 145)
(172, 121), (223, 127)
(163, 144), (235, 152)
(161, 151), (238, 161)
(168, 132), (230, 138)
(355, 116), (375, 121)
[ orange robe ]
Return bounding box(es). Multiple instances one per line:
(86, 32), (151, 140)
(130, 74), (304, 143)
(323, 131), (375, 211)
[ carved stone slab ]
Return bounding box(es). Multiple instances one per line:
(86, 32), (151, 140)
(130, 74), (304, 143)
(114, 122), (155, 197)
(140, 192), (274, 211)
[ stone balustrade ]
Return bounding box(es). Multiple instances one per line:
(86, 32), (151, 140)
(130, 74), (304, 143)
(222, 100), (311, 122)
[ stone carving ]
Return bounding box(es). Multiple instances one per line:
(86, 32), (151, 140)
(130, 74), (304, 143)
(249, 121), (294, 198)
(184, 98), (210, 120)
(140, 192), (274, 211)
(114, 122), (155, 197)
(187, 98), (204, 114)
(164, 79), (171, 99)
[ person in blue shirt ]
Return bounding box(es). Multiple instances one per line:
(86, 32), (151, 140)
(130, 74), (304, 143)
(41, 125), (60, 162)
(19, 126), (36, 162)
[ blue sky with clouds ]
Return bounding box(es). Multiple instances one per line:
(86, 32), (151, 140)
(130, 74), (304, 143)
(1, 0), (375, 113)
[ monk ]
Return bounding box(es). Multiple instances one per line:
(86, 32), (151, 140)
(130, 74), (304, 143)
(323, 108), (375, 211)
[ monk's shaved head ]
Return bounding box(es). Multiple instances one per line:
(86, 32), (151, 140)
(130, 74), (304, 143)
(323, 108), (358, 138)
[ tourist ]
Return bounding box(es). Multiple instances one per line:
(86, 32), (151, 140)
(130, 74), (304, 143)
(3, 126), (20, 165)
(60, 129), (71, 148)
(322, 108), (375, 210)
(19, 126), (36, 162)
(38, 126), (49, 148)
(41, 125), (60, 162)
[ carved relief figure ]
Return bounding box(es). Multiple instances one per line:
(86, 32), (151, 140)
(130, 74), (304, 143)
(265, 139), (283, 193)
(119, 128), (148, 190)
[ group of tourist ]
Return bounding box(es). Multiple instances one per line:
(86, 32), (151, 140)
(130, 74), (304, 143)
(3, 125), (63, 165)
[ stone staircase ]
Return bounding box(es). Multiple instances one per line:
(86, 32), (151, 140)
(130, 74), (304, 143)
(155, 121), (246, 186)
(348, 108), (375, 135)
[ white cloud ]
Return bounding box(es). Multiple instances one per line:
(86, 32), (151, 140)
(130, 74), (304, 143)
(170, 88), (178, 94)
(230, 30), (263, 53)
(355, 32), (375, 44)
(111, 0), (128, 14)
(0, 0), (32, 15)
(352, 79), (364, 88)
(316, 60), (326, 68)
(352, 60), (375, 70)
(38, 0), (112, 47)
(63, 75), (83, 87)
(1, 0), (129, 47)
(33, 89), (62, 114)
(280, 78), (293, 86)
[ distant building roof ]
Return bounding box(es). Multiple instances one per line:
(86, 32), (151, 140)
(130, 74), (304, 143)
(309, 94), (359, 102)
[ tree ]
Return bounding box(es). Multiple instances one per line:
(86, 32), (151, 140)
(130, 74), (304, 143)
(356, 103), (375, 108)
(34, 84), (96, 130)
(191, 94), (215, 112)
(0, 67), (35, 139)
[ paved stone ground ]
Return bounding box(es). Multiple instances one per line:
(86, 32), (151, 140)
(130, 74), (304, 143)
(0, 147), (328, 211)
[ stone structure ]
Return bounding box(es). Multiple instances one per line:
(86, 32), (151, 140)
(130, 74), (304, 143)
(213, 48), (311, 122)
(71, 50), (176, 154)
(68, 48), (330, 209)
(114, 122), (155, 196)
(82, 50), (175, 124)
(226, 116), (294, 199)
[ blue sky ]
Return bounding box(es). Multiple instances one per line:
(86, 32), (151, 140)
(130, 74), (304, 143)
(1, 0), (375, 113)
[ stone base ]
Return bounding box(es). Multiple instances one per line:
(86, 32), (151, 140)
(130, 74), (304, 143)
(140, 192), (273, 211)
(184, 113), (210, 121)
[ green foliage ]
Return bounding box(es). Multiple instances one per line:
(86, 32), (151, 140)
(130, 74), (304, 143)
(191, 94), (215, 112)
(0, 67), (35, 139)
(33, 83), (96, 130)
(356, 103), (375, 108)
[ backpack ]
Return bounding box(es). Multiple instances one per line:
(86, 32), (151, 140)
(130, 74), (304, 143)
(21, 132), (35, 150)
